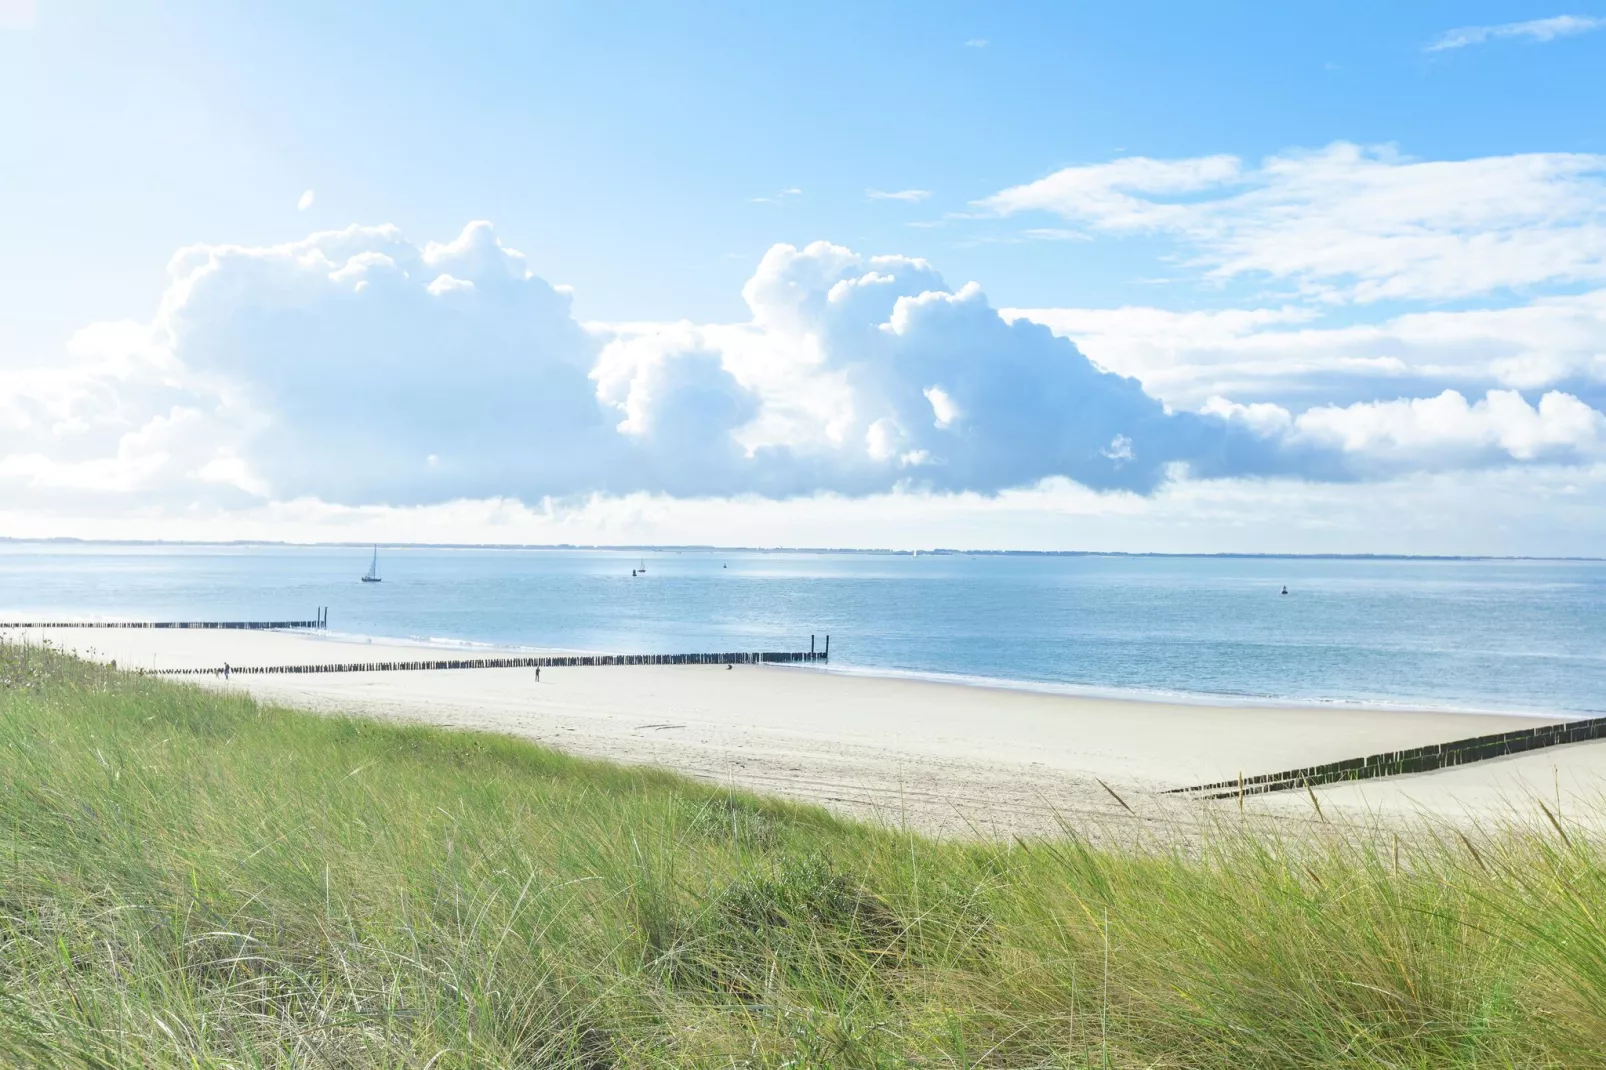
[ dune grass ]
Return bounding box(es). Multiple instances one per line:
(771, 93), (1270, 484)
(2, 642), (1606, 1067)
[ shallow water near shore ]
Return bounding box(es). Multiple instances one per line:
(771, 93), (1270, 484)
(1, 541), (1603, 717)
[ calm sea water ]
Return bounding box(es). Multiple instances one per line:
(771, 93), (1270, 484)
(0, 543), (1602, 717)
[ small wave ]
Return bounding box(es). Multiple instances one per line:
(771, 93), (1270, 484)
(797, 662), (1589, 720)
(311, 628), (596, 657)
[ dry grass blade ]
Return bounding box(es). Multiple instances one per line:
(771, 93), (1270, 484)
(1095, 778), (1134, 815)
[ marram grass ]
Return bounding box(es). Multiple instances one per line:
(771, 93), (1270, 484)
(2, 642), (1605, 1067)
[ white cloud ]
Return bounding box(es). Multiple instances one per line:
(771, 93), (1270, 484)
(1005, 305), (1320, 404)
(749, 188), (803, 205)
(5, 223), (1606, 531)
(592, 241), (1217, 494)
(0, 222), (607, 507)
(964, 38), (988, 48)
(0, 228), (1280, 506)
(296, 189), (316, 211)
(923, 385), (962, 428)
(1202, 388), (1606, 471)
(425, 273), (475, 296)
(1294, 390), (1606, 465)
(981, 154), (1242, 228)
(1100, 434), (1134, 462)
(980, 143), (1606, 303)
(1428, 14), (1605, 51)
(1198, 397), (1294, 437)
(867, 188), (932, 202)
(1021, 228), (1092, 242)
(1009, 288), (1606, 408)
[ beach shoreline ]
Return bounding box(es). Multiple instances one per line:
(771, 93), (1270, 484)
(10, 623), (1605, 837)
(8, 616), (1586, 722)
(805, 661), (1590, 721)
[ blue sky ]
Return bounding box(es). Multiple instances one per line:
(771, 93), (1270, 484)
(3, 2), (1606, 552)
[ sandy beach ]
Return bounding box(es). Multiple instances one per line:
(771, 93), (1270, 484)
(8, 624), (1596, 837)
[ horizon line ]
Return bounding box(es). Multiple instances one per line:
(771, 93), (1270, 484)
(0, 536), (1598, 563)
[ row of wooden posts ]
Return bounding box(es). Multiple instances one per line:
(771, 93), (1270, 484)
(0, 614), (832, 680)
(159, 645), (829, 677)
(1169, 712), (1606, 799)
(0, 608), (329, 630)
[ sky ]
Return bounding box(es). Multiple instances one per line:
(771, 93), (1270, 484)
(3, 1), (1606, 553)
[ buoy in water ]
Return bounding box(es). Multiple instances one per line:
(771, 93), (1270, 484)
(1281, 585), (1288, 595)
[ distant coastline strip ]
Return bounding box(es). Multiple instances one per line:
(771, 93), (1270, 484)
(1169, 715), (1606, 798)
(0, 619), (323, 630)
(154, 651), (826, 675)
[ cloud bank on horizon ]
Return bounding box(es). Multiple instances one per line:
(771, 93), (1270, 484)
(5, 139), (1606, 547)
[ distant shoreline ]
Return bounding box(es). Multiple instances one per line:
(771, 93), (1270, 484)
(0, 536), (1598, 562)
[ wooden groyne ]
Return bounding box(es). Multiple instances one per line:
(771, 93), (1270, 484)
(158, 649), (827, 676)
(1, 608), (329, 631)
(1168, 713), (1606, 799)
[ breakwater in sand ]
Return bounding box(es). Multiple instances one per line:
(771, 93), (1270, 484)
(157, 647), (828, 676)
(0, 612), (327, 630)
(1171, 714), (1605, 798)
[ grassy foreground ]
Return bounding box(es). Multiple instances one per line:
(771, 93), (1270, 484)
(3, 646), (1606, 1068)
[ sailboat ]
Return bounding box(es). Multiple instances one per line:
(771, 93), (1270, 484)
(637, 557), (647, 574)
(361, 546), (382, 583)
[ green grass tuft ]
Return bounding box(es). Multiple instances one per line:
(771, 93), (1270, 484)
(2, 640), (1605, 1067)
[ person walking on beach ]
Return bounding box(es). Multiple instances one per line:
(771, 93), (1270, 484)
(535, 666), (541, 682)
(223, 661), (230, 680)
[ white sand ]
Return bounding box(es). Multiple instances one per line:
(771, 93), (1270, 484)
(8, 625), (1592, 837)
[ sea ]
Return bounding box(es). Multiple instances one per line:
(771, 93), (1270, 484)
(0, 542), (1602, 719)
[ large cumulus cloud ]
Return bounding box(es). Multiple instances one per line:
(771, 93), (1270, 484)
(2, 222), (1602, 513)
(0, 222), (614, 509)
(596, 241), (1280, 495)
(162, 221), (615, 502)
